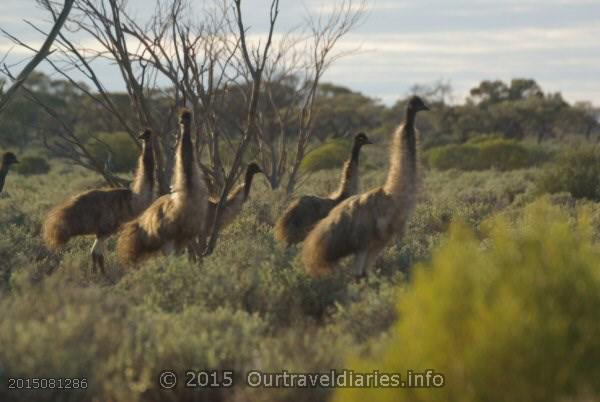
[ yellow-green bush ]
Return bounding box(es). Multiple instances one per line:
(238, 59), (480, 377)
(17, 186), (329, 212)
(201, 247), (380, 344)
(538, 148), (600, 201)
(87, 132), (138, 173)
(300, 139), (351, 173)
(336, 201), (600, 402)
(426, 139), (547, 171)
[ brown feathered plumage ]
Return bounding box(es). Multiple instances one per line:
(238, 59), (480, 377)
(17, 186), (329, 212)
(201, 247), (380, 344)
(274, 133), (372, 246)
(302, 96), (429, 277)
(42, 130), (156, 271)
(117, 110), (208, 264)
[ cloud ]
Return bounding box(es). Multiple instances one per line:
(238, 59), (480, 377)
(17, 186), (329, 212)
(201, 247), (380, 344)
(1, 0), (599, 105)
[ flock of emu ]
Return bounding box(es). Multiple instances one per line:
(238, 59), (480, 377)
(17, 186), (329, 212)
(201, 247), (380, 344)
(1, 95), (429, 278)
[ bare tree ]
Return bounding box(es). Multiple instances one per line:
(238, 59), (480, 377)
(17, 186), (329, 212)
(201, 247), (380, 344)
(283, 0), (366, 194)
(2, 0), (365, 255)
(247, 0), (367, 194)
(202, 0), (280, 255)
(0, 0), (75, 114)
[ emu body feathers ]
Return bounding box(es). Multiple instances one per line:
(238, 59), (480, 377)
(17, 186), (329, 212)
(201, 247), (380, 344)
(43, 188), (137, 250)
(274, 196), (338, 246)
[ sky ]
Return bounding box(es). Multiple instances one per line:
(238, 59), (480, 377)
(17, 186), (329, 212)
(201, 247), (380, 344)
(1, 0), (599, 106)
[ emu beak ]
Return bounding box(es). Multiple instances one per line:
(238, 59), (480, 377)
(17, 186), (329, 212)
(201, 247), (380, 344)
(13, 158), (19, 164)
(365, 138), (374, 144)
(422, 103), (431, 111)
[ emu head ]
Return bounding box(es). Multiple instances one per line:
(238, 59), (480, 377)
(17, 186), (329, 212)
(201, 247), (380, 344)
(2, 152), (19, 167)
(354, 132), (373, 147)
(407, 95), (430, 113)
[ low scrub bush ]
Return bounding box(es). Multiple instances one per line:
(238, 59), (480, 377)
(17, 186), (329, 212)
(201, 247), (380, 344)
(14, 156), (50, 176)
(538, 148), (600, 201)
(426, 139), (547, 171)
(336, 201), (600, 402)
(425, 143), (481, 170)
(466, 132), (505, 144)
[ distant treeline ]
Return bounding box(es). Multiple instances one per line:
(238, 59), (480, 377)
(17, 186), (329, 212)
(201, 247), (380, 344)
(1, 72), (598, 153)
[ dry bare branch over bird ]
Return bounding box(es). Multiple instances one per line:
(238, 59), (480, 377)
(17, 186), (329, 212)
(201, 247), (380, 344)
(117, 110), (208, 264)
(42, 129), (156, 273)
(0, 152), (19, 194)
(206, 162), (264, 231)
(274, 132), (372, 246)
(302, 96), (429, 277)
(189, 162), (265, 256)
(0, 0), (74, 114)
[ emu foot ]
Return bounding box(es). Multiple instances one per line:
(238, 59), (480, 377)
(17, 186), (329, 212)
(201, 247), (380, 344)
(91, 253), (106, 276)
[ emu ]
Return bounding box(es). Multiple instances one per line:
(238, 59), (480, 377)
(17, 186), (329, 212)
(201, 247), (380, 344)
(42, 129), (156, 273)
(117, 109), (209, 264)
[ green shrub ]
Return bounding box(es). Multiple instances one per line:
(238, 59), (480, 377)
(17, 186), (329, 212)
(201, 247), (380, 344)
(538, 148), (600, 201)
(426, 139), (547, 171)
(466, 132), (504, 144)
(336, 201), (600, 402)
(425, 143), (482, 170)
(87, 132), (138, 173)
(300, 139), (351, 173)
(14, 156), (50, 176)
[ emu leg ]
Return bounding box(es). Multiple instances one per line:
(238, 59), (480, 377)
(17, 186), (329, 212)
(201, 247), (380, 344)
(161, 241), (175, 256)
(91, 237), (107, 275)
(362, 248), (380, 278)
(351, 251), (368, 279)
(187, 236), (205, 262)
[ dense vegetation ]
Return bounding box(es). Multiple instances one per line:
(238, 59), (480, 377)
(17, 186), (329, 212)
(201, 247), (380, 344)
(336, 201), (600, 402)
(3, 153), (600, 401)
(1, 75), (600, 402)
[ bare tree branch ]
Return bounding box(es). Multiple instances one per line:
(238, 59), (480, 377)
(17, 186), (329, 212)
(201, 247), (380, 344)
(0, 0), (75, 114)
(202, 0), (280, 256)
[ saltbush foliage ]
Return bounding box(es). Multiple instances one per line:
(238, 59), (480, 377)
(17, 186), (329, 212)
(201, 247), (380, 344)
(426, 138), (547, 171)
(336, 201), (600, 402)
(14, 156), (50, 176)
(538, 148), (600, 201)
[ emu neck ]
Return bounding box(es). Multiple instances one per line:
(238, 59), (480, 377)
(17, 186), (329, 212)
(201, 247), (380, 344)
(383, 108), (419, 199)
(331, 142), (362, 201)
(131, 141), (154, 196)
(0, 163), (9, 193)
(172, 120), (196, 193)
(405, 106), (416, 131)
(351, 141), (362, 161)
(243, 171), (257, 201)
